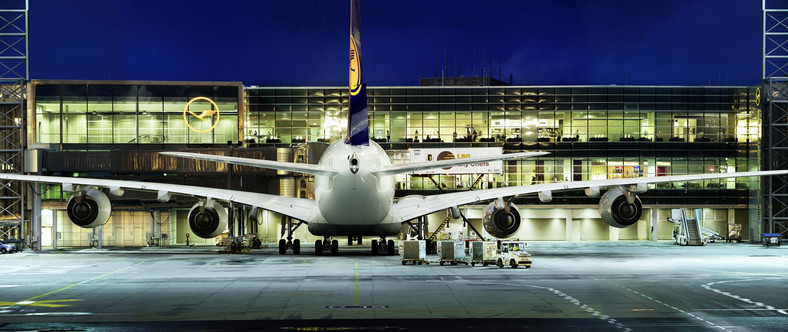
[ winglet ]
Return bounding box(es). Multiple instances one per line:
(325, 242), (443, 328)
(346, 0), (369, 146)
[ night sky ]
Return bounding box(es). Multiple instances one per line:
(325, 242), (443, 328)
(27, 0), (771, 86)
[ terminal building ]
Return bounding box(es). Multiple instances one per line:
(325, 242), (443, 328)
(14, 79), (766, 249)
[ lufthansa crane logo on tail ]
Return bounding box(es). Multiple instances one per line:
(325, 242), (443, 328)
(183, 97), (220, 133)
(349, 35), (362, 96)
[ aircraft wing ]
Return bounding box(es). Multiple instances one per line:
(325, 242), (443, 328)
(0, 174), (316, 222)
(371, 151), (549, 176)
(159, 151), (337, 177)
(394, 170), (788, 222)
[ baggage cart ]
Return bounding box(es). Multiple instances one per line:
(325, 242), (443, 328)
(400, 240), (429, 265)
(438, 241), (467, 265)
(470, 241), (497, 266)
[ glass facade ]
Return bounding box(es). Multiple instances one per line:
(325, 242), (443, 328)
(245, 86), (761, 198)
(33, 81), (243, 148)
(245, 86), (760, 144)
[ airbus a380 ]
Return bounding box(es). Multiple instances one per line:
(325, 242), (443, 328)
(2, 0), (786, 255)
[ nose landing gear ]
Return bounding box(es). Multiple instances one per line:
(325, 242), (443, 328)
(315, 237), (340, 255)
(371, 238), (395, 255)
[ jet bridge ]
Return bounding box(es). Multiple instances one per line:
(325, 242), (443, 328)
(668, 209), (723, 246)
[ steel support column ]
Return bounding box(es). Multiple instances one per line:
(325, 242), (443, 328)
(763, 1), (788, 238)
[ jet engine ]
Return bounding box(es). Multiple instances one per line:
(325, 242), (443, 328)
(188, 200), (228, 238)
(66, 188), (111, 228)
(598, 187), (643, 228)
(482, 202), (521, 238)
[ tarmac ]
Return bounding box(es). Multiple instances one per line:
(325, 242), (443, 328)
(0, 240), (786, 331)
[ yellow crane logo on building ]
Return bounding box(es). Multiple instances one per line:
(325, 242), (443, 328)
(183, 97), (220, 133)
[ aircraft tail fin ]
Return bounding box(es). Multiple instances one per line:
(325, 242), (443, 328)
(346, 0), (369, 146)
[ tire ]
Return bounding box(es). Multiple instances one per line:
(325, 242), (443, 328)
(293, 239), (300, 255)
(417, 261), (422, 265)
(387, 240), (395, 255)
(278, 239), (286, 255)
(510, 259), (518, 268)
(357, 237), (363, 245)
(440, 261), (445, 266)
(497, 258), (503, 268)
(315, 240), (322, 256)
(483, 262), (489, 267)
(471, 262), (476, 266)
(371, 240), (378, 255)
(348, 236), (353, 246)
(331, 240), (339, 255)
(402, 261), (406, 265)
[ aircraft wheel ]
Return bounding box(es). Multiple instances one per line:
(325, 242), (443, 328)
(331, 240), (339, 255)
(293, 239), (300, 255)
(278, 239), (286, 255)
(357, 236), (363, 245)
(371, 240), (378, 255)
(387, 240), (395, 255)
(315, 240), (322, 256)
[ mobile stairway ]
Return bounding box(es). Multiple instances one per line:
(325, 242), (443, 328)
(668, 209), (724, 246)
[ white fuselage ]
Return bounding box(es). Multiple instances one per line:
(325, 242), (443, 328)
(308, 140), (400, 236)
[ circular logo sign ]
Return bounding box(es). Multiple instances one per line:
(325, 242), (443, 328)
(437, 151), (456, 170)
(183, 97), (220, 133)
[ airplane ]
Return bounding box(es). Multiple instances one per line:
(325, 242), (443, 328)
(1, 0), (786, 256)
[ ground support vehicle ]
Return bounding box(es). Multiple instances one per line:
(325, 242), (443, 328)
(496, 241), (532, 269)
(470, 241), (497, 266)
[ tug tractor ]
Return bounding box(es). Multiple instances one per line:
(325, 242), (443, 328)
(496, 241), (532, 269)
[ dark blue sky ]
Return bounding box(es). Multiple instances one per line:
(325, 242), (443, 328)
(29, 0), (767, 86)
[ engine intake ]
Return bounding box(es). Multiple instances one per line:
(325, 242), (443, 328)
(599, 187), (643, 228)
(188, 201), (228, 238)
(66, 188), (111, 228)
(482, 202), (521, 238)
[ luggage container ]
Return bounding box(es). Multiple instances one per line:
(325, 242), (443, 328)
(400, 240), (429, 265)
(470, 241), (497, 266)
(439, 241), (467, 265)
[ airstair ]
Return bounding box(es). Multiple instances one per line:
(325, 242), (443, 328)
(668, 209), (724, 246)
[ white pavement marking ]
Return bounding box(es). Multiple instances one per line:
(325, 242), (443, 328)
(525, 285), (632, 332)
(617, 284), (729, 332)
(701, 278), (788, 315)
(0, 285), (18, 288)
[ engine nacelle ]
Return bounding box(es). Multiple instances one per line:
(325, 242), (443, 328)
(188, 201), (228, 238)
(66, 188), (111, 228)
(482, 202), (521, 238)
(599, 187), (643, 228)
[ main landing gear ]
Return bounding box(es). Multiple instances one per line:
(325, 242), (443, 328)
(315, 237), (339, 256)
(371, 238), (395, 256)
(279, 216), (306, 255)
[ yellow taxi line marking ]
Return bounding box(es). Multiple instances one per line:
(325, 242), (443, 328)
(23, 260), (146, 302)
(354, 261), (360, 306)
